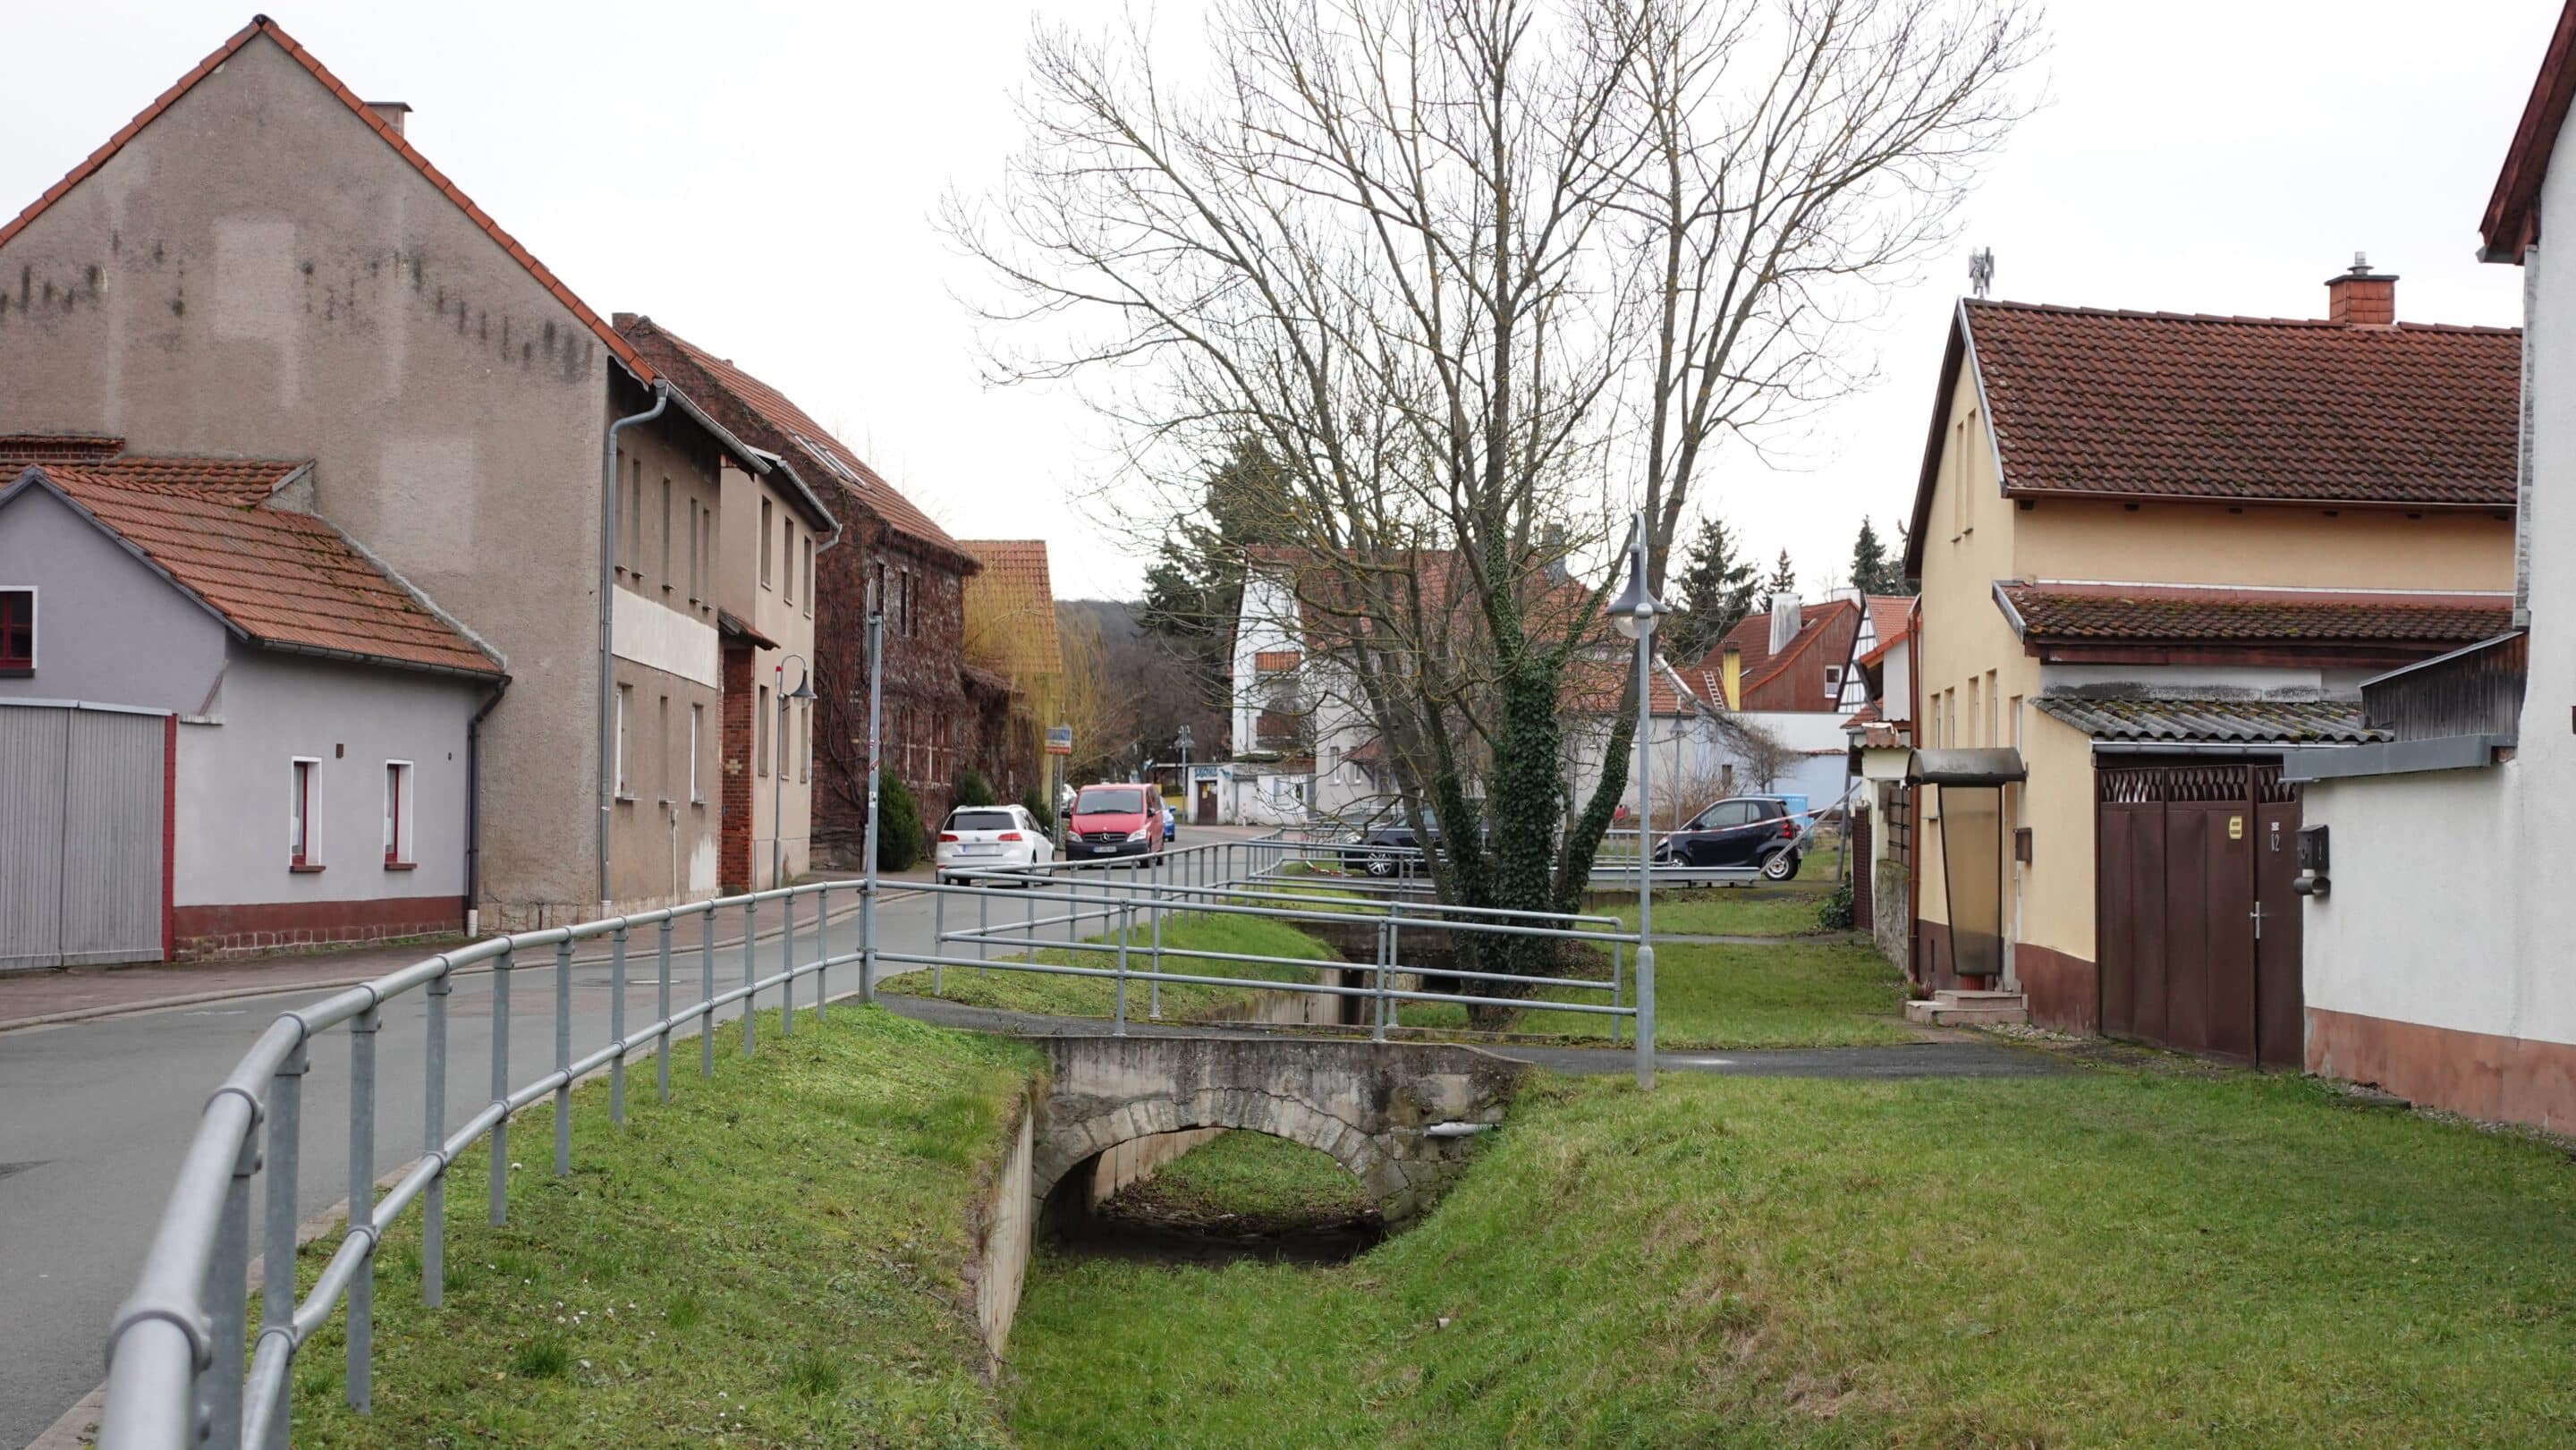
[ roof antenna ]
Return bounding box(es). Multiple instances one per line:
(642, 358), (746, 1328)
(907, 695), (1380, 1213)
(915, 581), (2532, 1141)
(1968, 248), (1996, 300)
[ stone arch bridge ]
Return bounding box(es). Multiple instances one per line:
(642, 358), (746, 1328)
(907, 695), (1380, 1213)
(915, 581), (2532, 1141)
(1033, 1035), (1529, 1223)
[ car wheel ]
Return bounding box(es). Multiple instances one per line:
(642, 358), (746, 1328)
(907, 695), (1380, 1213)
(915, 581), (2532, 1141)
(1364, 853), (1396, 878)
(1761, 850), (1800, 882)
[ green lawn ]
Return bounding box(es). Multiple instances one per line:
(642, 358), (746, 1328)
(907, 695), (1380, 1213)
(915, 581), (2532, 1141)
(878, 910), (1335, 1021)
(1009, 1070), (2576, 1448)
(284, 1005), (1035, 1446)
(1608, 891), (1841, 938)
(1402, 940), (1911, 1047)
(1106, 1129), (1376, 1231)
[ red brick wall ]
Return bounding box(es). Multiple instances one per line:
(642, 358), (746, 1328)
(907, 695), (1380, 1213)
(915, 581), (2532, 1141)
(172, 895), (466, 960)
(719, 643), (755, 893)
(813, 517), (975, 865)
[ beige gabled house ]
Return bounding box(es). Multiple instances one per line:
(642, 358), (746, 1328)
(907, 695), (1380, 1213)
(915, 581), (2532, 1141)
(1902, 276), (2516, 1061)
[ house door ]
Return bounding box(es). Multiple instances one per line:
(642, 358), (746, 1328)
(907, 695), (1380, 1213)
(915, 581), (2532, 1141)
(2095, 762), (2301, 1067)
(1195, 780), (1217, 825)
(0, 702), (171, 971)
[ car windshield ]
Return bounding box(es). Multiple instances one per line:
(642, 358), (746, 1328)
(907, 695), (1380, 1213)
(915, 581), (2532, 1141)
(948, 810), (1016, 832)
(1076, 787), (1146, 814)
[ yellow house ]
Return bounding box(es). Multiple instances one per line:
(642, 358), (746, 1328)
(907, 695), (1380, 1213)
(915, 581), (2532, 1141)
(1901, 270), (2517, 1062)
(959, 539), (1066, 803)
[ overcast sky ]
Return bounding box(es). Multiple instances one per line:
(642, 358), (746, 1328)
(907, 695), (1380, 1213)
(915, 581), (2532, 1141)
(0, 1), (2559, 598)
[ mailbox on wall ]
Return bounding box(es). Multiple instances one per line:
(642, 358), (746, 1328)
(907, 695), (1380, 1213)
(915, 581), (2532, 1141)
(2293, 824), (2330, 897)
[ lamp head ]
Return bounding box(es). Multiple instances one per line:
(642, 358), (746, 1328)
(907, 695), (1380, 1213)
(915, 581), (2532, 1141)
(1606, 549), (1664, 640)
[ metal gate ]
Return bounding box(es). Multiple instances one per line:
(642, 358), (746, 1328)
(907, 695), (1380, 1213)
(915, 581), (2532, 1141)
(2096, 761), (2301, 1067)
(0, 702), (170, 971)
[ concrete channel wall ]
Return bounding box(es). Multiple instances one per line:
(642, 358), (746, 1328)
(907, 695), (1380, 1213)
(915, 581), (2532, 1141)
(966, 1095), (1038, 1360)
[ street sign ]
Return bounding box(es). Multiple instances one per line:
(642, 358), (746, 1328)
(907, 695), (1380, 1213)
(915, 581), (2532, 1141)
(1045, 725), (1072, 756)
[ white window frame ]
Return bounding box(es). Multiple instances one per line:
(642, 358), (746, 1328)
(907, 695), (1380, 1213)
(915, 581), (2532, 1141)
(615, 684), (634, 800)
(760, 498), (775, 588)
(690, 703), (704, 804)
(756, 684), (770, 778)
(383, 760), (414, 867)
(290, 757), (321, 869)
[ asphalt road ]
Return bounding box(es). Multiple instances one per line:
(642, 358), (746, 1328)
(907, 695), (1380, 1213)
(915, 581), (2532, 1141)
(0, 878), (1137, 1448)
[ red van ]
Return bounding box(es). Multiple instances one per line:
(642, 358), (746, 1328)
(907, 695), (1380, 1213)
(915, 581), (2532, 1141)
(1065, 783), (1164, 861)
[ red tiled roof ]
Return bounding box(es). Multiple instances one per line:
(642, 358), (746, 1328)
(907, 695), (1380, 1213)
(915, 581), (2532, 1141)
(0, 18), (654, 386)
(960, 539), (1062, 679)
(1857, 594), (1914, 666)
(7, 461), (497, 677)
(1996, 582), (2512, 647)
(1696, 598), (1860, 707)
(0, 434), (125, 463)
(1960, 301), (2519, 509)
(2483, 1), (2576, 260)
(617, 318), (966, 563)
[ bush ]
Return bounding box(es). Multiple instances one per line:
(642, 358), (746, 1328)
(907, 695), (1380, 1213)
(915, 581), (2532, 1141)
(953, 767), (997, 809)
(1021, 784), (1055, 833)
(1817, 877), (1856, 931)
(876, 769), (924, 871)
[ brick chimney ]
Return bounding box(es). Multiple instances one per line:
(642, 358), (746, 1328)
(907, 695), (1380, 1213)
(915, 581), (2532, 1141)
(2326, 252), (2396, 326)
(367, 101), (411, 136)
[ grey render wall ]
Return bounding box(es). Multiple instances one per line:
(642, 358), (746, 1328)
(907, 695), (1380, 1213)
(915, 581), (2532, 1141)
(174, 648), (478, 907)
(0, 34), (610, 923)
(605, 407), (725, 905)
(0, 485), (226, 712)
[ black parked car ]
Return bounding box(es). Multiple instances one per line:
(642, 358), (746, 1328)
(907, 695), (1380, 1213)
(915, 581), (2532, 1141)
(1340, 808), (1482, 878)
(1653, 795), (1803, 880)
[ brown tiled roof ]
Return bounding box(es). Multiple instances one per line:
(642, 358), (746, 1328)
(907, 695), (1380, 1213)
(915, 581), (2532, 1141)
(617, 318), (967, 563)
(1962, 300), (2520, 507)
(960, 539), (1063, 680)
(1996, 582), (2512, 647)
(0, 18), (655, 386)
(2035, 696), (2387, 746)
(6, 462), (496, 678)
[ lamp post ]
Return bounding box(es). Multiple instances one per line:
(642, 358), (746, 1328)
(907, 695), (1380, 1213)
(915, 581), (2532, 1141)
(772, 653), (815, 889)
(1175, 723), (1194, 828)
(1606, 510), (1666, 1089)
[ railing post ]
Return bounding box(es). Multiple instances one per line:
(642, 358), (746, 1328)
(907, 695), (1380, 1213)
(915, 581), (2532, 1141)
(347, 1002), (381, 1414)
(741, 900), (758, 1056)
(609, 927), (629, 1125)
(1148, 870), (1164, 1021)
(1634, 942), (1656, 1090)
(553, 940), (572, 1176)
(1373, 919), (1391, 1042)
(977, 886), (988, 962)
(202, 1106), (258, 1450)
(814, 884), (829, 1021)
(699, 907), (716, 1079)
(422, 964), (451, 1308)
(1114, 900), (1131, 1036)
(258, 1036), (306, 1450)
(934, 886), (947, 996)
(779, 893), (796, 1039)
(656, 917), (674, 1104)
(1611, 937), (1625, 1047)
(488, 948), (510, 1225)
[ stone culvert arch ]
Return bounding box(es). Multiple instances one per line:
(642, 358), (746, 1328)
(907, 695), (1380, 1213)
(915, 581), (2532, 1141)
(1032, 1035), (1529, 1223)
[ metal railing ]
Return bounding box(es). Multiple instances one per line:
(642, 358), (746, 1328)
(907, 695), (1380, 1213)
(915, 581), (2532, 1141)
(94, 837), (1645, 1449)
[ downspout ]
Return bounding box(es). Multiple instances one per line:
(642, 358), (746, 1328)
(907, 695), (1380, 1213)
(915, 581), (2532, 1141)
(601, 381), (671, 916)
(464, 676), (510, 937)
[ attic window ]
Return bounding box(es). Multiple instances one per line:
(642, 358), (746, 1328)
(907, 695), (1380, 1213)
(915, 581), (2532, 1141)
(0, 589), (31, 675)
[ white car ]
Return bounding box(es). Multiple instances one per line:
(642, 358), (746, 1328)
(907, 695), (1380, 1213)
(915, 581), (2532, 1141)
(935, 804), (1055, 884)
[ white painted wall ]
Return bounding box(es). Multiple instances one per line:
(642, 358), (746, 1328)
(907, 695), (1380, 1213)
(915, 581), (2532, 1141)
(2297, 126), (2576, 1065)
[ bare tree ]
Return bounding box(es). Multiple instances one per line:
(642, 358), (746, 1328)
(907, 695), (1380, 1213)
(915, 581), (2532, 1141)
(952, 0), (2035, 1005)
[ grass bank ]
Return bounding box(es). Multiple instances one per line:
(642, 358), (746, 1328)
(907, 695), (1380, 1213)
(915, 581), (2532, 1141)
(1402, 939), (1911, 1048)
(1104, 1129), (1377, 1234)
(878, 910), (1335, 1021)
(1606, 890), (1840, 938)
(1010, 1070), (2576, 1447)
(284, 1006), (1037, 1447)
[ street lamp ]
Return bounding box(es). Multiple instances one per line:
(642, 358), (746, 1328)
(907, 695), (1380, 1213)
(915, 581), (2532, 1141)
(1605, 511), (1665, 1089)
(1174, 723), (1195, 828)
(772, 654), (815, 890)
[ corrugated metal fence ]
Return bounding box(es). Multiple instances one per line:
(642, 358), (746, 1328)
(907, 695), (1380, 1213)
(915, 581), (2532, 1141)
(0, 700), (167, 971)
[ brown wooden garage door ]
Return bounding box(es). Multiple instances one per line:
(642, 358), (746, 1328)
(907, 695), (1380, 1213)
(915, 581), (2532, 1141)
(2097, 762), (2302, 1068)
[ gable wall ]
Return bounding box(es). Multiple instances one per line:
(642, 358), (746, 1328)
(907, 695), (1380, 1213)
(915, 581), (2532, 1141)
(0, 34), (612, 919)
(0, 484), (227, 712)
